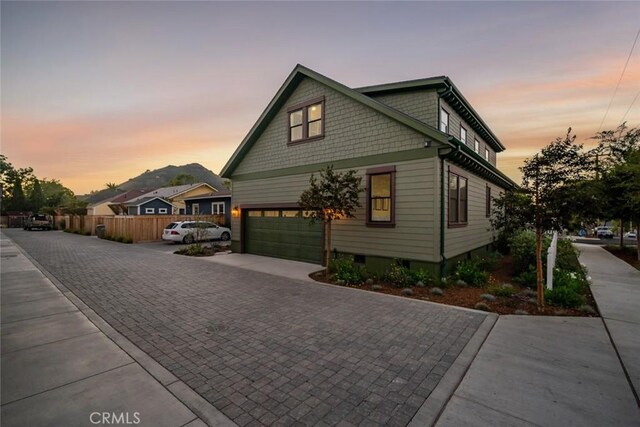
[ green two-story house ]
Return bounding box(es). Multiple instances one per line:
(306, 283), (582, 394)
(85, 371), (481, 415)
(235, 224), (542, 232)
(220, 65), (516, 275)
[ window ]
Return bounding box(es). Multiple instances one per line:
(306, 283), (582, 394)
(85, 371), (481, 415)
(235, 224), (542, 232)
(448, 171), (468, 226)
(282, 210), (300, 217)
(193, 203), (200, 215)
(158, 208), (168, 214)
(263, 210), (279, 217)
(212, 202), (225, 215)
(460, 126), (467, 144)
(486, 185), (492, 217)
(474, 139), (479, 153)
(288, 97), (324, 143)
(247, 211), (262, 217)
(367, 166), (395, 226)
(145, 207), (155, 214)
(484, 148), (490, 162)
(440, 108), (449, 133)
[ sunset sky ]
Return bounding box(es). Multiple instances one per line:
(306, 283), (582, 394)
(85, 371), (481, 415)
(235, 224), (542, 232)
(2, 1), (639, 195)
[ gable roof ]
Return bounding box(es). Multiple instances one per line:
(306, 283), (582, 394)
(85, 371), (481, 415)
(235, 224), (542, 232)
(106, 188), (154, 205)
(357, 76), (505, 152)
(124, 196), (175, 207)
(220, 64), (451, 178)
(125, 183), (217, 205)
(220, 65), (516, 189)
(182, 190), (231, 201)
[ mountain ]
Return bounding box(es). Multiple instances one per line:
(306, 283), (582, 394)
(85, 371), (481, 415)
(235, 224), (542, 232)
(82, 163), (227, 204)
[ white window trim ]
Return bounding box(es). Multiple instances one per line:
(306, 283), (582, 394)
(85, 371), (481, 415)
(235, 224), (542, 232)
(212, 202), (225, 215)
(145, 207), (155, 214)
(158, 208), (168, 214)
(440, 108), (449, 133)
(474, 139), (479, 153)
(460, 126), (467, 144)
(485, 148), (490, 161)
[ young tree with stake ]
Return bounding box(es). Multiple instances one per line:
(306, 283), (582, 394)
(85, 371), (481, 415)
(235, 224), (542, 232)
(299, 166), (364, 276)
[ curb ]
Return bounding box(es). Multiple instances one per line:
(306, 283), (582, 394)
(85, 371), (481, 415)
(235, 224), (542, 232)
(8, 237), (236, 427)
(408, 313), (498, 426)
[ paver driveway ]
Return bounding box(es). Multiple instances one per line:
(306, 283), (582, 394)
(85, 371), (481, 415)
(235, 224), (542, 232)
(4, 230), (486, 426)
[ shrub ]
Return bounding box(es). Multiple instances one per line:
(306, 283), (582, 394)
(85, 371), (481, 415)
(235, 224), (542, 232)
(408, 269), (436, 287)
(480, 293), (496, 302)
(59, 219), (66, 229)
(372, 284), (382, 291)
(115, 236), (124, 243)
(488, 284), (516, 297)
(84, 231), (91, 236)
(475, 251), (503, 271)
(514, 309), (529, 315)
(401, 288), (414, 296)
(384, 260), (411, 288)
(124, 237), (133, 244)
(455, 259), (489, 287)
(545, 286), (583, 308)
(474, 302), (490, 311)
(329, 255), (367, 285)
(555, 240), (581, 272)
(509, 230), (550, 275)
(513, 266), (538, 287)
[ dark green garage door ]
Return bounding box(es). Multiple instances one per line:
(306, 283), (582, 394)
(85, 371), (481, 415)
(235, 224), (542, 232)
(244, 209), (323, 264)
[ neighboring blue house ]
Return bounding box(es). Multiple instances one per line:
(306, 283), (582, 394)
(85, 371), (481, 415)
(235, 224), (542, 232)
(124, 197), (175, 215)
(183, 191), (231, 226)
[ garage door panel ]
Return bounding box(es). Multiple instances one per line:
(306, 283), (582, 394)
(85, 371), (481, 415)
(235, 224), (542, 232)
(245, 211), (322, 264)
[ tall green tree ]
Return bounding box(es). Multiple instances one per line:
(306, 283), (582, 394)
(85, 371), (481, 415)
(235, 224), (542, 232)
(299, 166), (364, 275)
(28, 179), (46, 212)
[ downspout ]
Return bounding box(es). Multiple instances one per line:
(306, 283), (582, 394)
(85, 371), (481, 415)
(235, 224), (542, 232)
(438, 146), (457, 278)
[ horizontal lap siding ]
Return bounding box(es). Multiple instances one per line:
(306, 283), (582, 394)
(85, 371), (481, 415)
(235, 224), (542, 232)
(440, 99), (497, 166)
(232, 158), (439, 262)
(442, 160), (502, 258)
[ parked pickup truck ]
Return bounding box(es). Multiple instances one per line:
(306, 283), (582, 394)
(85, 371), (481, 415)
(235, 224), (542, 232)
(23, 214), (52, 231)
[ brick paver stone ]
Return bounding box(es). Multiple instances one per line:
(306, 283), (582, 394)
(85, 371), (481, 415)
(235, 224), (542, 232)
(4, 230), (485, 426)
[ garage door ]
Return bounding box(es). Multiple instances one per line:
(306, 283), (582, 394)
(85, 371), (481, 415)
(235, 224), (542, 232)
(244, 209), (323, 264)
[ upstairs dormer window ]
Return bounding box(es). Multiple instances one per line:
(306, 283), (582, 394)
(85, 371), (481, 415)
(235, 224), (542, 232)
(460, 126), (467, 144)
(440, 108), (449, 133)
(288, 96), (325, 143)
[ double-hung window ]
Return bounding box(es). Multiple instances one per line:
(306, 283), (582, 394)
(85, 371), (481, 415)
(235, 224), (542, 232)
(367, 166), (396, 227)
(485, 148), (490, 162)
(448, 171), (468, 226)
(440, 108), (449, 133)
(212, 202), (225, 215)
(288, 97), (324, 143)
(460, 126), (467, 144)
(474, 139), (480, 153)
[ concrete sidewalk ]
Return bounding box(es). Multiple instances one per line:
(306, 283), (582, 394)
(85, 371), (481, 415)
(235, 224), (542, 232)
(1, 236), (229, 427)
(435, 316), (640, 426)
(435, 244), (640, 426)
(576, 243), (640, 399)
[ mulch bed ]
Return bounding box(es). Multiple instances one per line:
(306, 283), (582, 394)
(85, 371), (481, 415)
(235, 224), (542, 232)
(604, 246), (640, 271)
(310, 255), (600, 317)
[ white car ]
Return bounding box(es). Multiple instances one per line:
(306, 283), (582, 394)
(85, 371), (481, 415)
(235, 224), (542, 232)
(162, 221), (231, 244)
(595, 226), (614, 239)
(624, 231), (637, 240)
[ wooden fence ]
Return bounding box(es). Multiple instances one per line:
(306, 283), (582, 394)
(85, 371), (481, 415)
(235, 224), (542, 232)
(80, 215), (227, 243)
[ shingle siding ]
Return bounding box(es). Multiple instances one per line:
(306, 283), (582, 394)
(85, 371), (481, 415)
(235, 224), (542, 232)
(232, 158), (439, 262)
(233, 78), (428, 176)
(368, 89), (439, 128)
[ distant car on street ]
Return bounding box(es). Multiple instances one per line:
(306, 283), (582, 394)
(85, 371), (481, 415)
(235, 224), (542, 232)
(624, 231), (637, 240)
(162, 221), (231, 244)
(595, 226), (614, 239)
(23, 214), (52, 231)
